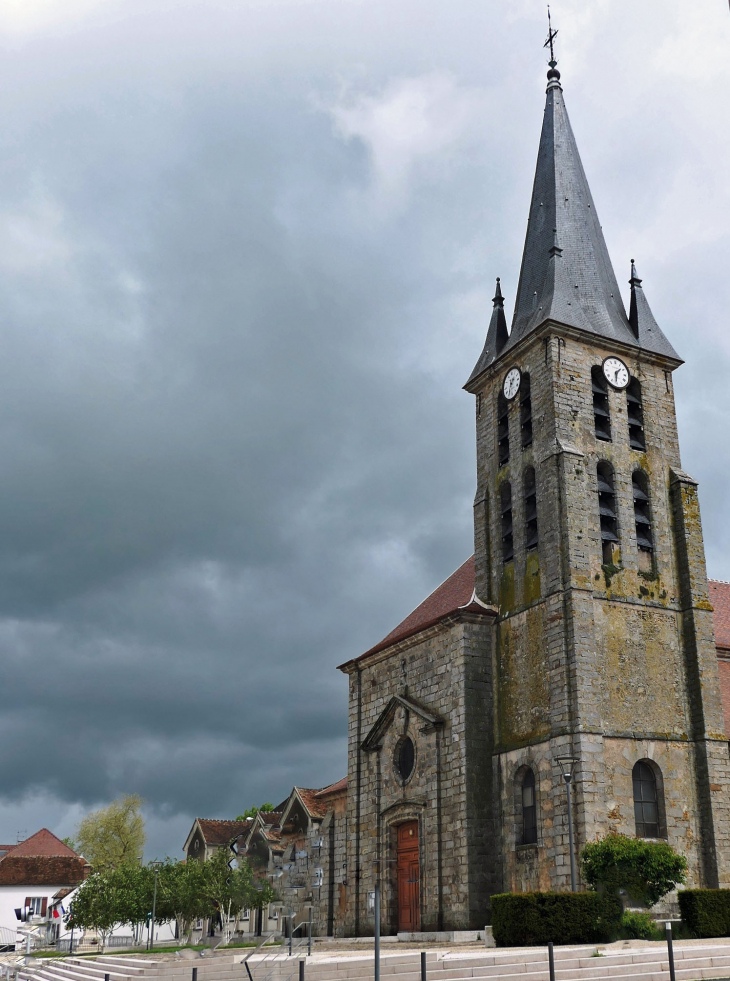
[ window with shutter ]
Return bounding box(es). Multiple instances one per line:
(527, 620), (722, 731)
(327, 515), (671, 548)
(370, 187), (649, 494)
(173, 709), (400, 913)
(627, 378), (646, 450)
(597, 462), (619, 564)
(592, 366), (612, 441)
(497, 392), (510, 467)
(632, 470), (654, 573)
(520, 374), (532, 448)
(501, 482), (513, 563)
(523, 467), (538, 551)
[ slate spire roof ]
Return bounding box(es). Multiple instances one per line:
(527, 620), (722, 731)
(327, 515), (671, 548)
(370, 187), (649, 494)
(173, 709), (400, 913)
(465, 278), (509, 385)
(468, 66), (681, 386)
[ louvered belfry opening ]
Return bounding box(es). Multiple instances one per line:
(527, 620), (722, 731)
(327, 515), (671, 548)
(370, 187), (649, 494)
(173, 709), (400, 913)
(520, 373), (533, 448)
(591, 366), (611, 441)
(633, 470), (654, 572)
(627, 377), (646, 450)
(597, 462), (618, 565)
(524, 467), (538, 551)
(498, 392), (510, 467)
(501, 481), (513, 563)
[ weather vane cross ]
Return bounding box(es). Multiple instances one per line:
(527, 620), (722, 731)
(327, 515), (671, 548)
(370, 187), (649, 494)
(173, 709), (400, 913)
(544, 5), (558, 67)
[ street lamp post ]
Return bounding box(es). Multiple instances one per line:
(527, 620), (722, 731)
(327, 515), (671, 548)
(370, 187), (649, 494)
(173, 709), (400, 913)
(554, 756), (580, 892)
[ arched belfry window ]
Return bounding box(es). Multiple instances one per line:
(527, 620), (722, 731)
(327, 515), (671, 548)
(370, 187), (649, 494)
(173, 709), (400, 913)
(501, 482), (513, 563)
(627, 378), (646, 451)
(521, 769), (537, 844)
(632, 471), (654, 572)
(498, 392), (510, 467)
(597, 462), (619, 565)
(520, 374), (533, 448)
(592, 367), (611, 442)
(633, 761), (660, 838)
(524, 467), (538, 551)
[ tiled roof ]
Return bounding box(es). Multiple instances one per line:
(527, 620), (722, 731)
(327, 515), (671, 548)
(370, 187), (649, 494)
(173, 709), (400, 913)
(0, 856), (89, 887)
(5, 829), (79, 858)
(315, 777), (347, 797)
(52, 887), (74, 900)
(295, 788), (328, 820)
(339, 556), (493, 669)
(197, 819), (246, 845)
(260, 812), (281, 826)
(710, 581), (730, 651)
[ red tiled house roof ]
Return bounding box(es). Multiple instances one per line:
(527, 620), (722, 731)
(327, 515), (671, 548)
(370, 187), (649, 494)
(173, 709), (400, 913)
(315, 777), (347, 798)
(197, 819), (247, 845)
(0, 856), (89, 887)
(295, 788), (328, 820)
(5, 829), (79, 858)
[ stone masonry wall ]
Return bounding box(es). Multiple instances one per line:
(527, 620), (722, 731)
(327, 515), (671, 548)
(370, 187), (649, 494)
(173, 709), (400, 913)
(343, 614), (494, 934)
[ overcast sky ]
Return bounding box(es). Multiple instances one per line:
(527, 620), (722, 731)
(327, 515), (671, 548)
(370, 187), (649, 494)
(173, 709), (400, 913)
(0, 0), (727, 859)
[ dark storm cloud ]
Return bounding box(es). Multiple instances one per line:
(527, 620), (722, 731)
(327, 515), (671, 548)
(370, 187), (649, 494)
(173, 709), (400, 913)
(0, 0), (728, 856)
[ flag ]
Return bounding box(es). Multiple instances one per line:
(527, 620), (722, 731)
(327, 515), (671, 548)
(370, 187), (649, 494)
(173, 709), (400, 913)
(53, 909), (60, 919)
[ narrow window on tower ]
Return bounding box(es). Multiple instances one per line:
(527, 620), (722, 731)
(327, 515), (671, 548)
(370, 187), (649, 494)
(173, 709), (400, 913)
(501, 482), (513, 563)
(591, 366), (611, 441)
(521, 769), (537, 845)
(524, 467), (538, 551)
(627, 378), (646, 450)
(632, 471), (654, 573)
(498, 392), (510, 467)
(633, 761), (662, 839)
(520, 374), (532, 448)
(597, 462), (619, 565)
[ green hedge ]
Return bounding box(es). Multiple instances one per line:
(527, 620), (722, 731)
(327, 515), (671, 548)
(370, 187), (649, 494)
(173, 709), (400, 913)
(679, 890), (730, 938)
(491, 892), (623, 946)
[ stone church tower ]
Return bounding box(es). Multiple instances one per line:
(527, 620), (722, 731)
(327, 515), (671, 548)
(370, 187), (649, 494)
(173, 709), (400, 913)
(338, 63), (730, 935)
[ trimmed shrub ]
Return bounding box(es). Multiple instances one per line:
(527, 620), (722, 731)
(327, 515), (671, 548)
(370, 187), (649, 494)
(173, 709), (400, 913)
(620, 910), (662, 940)
(491, 891), (622, 946)
(581, 834), (687, 907)
(679, 889), (730, 938)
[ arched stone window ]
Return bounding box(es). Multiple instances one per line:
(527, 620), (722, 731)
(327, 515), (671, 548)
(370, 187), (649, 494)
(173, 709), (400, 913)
(633, 761), (660, 838)
(501, 482), (513, 563)
(521, 769), (537, 844)
(592, 366), (611, 442)
(597, 462), (619, 565)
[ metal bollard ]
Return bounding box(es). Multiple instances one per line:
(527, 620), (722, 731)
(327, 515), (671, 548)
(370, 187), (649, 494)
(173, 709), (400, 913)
(299, 960), (305, 981)
(105, 975), (110, 981)
(666, 922), (676, 981)
(192, 968), (198, 981)
(421, 951), (427, 981)
(548, 942), (555, 981)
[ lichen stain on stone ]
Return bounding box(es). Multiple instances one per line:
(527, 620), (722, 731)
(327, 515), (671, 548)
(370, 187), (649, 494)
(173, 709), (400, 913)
(595, 601), (687, 735)
(499, 562), (516, 615)
(523, 551), (541, 605)
(497, 607), (550, 748)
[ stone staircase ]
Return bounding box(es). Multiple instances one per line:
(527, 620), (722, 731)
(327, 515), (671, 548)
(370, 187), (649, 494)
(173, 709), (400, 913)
(15, 943), (730, 981)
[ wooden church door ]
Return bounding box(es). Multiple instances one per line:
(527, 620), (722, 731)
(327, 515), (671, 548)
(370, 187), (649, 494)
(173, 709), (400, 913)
(396, 821), (420, 932)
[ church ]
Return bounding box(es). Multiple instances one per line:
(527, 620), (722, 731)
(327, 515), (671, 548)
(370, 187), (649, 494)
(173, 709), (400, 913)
(336, 57), (730, 935)
(189, 55), (730, 942)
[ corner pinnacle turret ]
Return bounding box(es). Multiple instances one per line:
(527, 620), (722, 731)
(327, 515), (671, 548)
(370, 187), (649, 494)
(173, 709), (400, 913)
(466, 41), (681, 391)
(465, 278), (509, 385)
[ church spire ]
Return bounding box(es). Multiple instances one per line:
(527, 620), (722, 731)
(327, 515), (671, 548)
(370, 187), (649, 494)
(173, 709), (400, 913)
(628, 260), (679, 358)
(465, 278), (509, 385)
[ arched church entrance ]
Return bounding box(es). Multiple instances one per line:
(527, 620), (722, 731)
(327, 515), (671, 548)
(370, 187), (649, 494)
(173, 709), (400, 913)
(396, 821), (420, 932)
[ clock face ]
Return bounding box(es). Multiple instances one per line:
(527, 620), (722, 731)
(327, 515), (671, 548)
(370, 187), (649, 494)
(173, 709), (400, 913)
(503, 367), (521, 400)
(602, 356), (629, 390)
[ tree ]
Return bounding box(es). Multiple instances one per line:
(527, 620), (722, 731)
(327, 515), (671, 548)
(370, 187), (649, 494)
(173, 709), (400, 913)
(235, 802), (274, 821)
(76, 794), (146, 869)
(62, 837), (77, 851)
(156, 858), (210, 945)
(581, 833), (688, 907)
